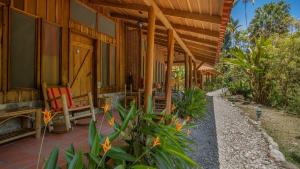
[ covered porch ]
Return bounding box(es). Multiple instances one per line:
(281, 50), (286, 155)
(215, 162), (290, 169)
(0, 0), (233, 168)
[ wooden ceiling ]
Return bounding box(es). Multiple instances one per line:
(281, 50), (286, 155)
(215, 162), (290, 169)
(87, 0), (234, 65)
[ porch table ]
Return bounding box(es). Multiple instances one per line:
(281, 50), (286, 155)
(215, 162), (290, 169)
(0, 107), (42, 144)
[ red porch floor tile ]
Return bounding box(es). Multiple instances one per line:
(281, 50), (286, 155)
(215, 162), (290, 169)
(0, 113), (116, 169)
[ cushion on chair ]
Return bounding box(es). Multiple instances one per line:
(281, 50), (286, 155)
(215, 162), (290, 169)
(47, 87), (75, 111)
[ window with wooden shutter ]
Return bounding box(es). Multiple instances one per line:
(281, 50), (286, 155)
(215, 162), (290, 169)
(98, 15), (116, 38)
(110, 46), (116, 86)
(101, 42), (109, 88)
(101, 42), (117, 90)
(42, 21), (61, 85)
(10, 9), (36, 89)
(70, 0), (96, 29)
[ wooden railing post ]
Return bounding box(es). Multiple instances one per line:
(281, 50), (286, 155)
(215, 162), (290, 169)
(144, 6), (156, 112)
(165, 29), (175, 114)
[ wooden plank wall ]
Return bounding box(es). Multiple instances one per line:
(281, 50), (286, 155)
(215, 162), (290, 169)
(124, 25), (167, 91)
(0, 0), (126, 105)
(125, 26), (141, 91)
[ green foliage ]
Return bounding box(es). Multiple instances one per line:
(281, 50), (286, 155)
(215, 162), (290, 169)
(219, 0), (300, 114)
(228, 80), (252, 99)
(288, 88), (300, 115)
(248, 0), (291, 39)
(44, 147), (59, 169)
(267, 32), (300, 108)
(173, 88), (206, 119)
(44, 102), (199, 169)
(225, 38), (272, 104)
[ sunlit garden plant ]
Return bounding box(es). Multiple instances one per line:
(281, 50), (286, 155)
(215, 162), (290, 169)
(43, 100), (199, 169)
(173, 88), (207, 120)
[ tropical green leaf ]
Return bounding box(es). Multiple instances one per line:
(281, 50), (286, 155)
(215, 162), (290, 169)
(163, 148), (198, 167)
(88, 120), (97, 147)
(131, 165), (157, 169)
(107, 147), (136, 162)
(68, 152), (84, 169)
(65, 144), (75, 166)
(44, 147), (59, 169)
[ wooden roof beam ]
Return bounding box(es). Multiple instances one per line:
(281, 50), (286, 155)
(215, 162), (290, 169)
(113, 13), (219, 38)
(154, 32), (218, 48)
(142, 0), (195, 61)
(153, 34), (218, 56)
(91, 0), (221, 24)
(154, 38), (216, 56)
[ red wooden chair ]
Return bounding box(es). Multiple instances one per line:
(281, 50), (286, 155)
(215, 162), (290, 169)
(42, 82), (96, 132)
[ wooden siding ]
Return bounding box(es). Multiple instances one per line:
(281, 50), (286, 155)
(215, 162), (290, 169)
(0, 0), (125, 104)
(125, 25), (167, 91)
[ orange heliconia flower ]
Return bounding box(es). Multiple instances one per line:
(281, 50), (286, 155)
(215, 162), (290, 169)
(42, 109), (53, 125)
(185, 116), (191, 123)
(175, 122), (183, 132)
(108, 117), (115, 127)
(101, 137), (111, 153)
(103, 104), (110, 113)
(187, 129), (191, 136)
(152, 137), (161, 147)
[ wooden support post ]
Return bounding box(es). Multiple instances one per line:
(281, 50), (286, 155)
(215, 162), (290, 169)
(193, 62), (197, 87)
(200, 73), (203, 89)
(88, 92), (96, 122)
(62, 94), (72, 131)
(189, 57), (192, 88)
(144, 6), (156, 112)
(35, 109), (41, 138)
(165, 29), (175, 114)
(185, 54), (189, 89)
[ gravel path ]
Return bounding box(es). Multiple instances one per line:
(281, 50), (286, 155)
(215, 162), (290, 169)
(210, 89), (284, 169)
(189, 96), (219, 169)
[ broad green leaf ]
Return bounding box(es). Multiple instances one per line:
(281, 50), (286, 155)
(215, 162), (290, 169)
(88, 134), (100, 169)
(44, 147), (59, 169)
(120, 104), (136, 131)
(65, 144), (75, 166)
(88, 120), (97, 147)
(68, 152), (84, 169)
(88, 153), (107, 169)
(163, 148), (198, 167)
(115, 103), (126, 120)
(107, 147), (136, 162)
(131, 165), (156, 169)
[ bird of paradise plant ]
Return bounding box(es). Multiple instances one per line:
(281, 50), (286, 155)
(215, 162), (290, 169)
(44, 100), (199, 169)
(36, 109), (57, 169)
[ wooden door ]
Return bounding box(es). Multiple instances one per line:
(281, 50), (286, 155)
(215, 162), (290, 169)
(69, 33), (94, 100)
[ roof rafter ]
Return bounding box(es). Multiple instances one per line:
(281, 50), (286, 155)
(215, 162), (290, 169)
(90, 0), (221, 24)
(141, 0), (195, 61)
(153, 37), (216, 56)
(111, 13), (219, 38)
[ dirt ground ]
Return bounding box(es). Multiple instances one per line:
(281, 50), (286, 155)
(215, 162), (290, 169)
(228, 98), (300, 168)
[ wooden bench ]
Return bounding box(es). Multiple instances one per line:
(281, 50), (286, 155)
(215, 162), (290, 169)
(0, 107), (41, 144)
(42, 83), (96, 132)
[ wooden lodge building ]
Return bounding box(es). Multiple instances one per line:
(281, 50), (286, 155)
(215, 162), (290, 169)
(0, 0), (233, 133)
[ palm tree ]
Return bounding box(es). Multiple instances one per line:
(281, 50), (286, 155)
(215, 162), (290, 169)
(224, 38), (272, 104)
(223, 18), (241, 51)
(236, 0), (255, 26)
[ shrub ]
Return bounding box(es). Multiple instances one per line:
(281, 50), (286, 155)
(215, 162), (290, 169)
(288, 88), (300, 115)
(228, 80), (252, 99)
(173, 88), (206, 119)
(44, 101), (199, 169)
